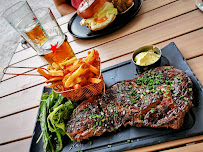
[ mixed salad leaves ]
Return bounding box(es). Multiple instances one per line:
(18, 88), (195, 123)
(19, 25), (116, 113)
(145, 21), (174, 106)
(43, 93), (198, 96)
(38, 90), (77, 152)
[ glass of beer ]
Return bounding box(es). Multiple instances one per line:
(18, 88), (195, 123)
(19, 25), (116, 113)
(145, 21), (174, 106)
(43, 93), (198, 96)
(2, 1), (47, 54)
(3, 2), (75, 63)
(34, 8), (75, 64)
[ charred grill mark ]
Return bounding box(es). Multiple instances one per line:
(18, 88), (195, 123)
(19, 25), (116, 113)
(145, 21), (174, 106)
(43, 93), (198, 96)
(66, 66), (193, 142)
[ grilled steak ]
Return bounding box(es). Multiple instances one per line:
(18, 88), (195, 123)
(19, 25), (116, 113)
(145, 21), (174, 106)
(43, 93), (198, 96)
(66, 66), (193, 142)
(66, 97), (114, 142)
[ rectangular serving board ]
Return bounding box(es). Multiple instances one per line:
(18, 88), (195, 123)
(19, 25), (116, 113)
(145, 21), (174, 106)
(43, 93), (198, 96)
(30, 42), (203, 152)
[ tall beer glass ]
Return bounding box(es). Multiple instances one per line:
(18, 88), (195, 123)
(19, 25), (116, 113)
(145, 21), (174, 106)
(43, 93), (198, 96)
(2, 1), (47, 54)
(34, 8), (75, 63)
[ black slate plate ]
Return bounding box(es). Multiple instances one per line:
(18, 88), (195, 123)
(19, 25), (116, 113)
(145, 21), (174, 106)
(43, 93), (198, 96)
(30, 42), (203, 152)
(67, 0), (142, 39)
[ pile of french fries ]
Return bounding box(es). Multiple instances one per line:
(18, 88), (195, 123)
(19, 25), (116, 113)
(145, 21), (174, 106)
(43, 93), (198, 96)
(38, 49), (101, 91)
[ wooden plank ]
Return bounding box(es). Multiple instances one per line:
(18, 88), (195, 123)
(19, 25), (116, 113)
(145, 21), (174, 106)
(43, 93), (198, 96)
(9, 27), (203, 82)
(187, 55), (203, 84)
(0, 73), (45, 98)
(126, 135), (203, 152)
(0, 55), (202, 144)
(0, 108), (38, 144)
(11, 47), (37, 65)
(0, 138), (31, 152)
(162, 142), (203, 152)
(76, 10), (203, 60)
(1, 10), (203, 97)
(2, 55), (48, 81)
(0, 84), (44, 118)
(101, 28), (203, 69)
(15, 43), (26, 53)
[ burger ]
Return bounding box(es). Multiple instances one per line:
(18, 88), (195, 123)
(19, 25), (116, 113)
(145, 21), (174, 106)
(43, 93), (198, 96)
(77, 0), (118, 31)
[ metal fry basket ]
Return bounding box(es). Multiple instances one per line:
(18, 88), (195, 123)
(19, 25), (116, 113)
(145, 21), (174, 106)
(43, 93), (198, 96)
(53, 58), (105, 102)
(53, 75), (104, 102)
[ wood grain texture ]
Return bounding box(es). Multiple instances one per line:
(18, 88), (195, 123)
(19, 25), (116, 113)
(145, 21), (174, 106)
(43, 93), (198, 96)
(0, 138), (31, 152)
(126, 135), (203, 152)
(101, 28), (203, 69)
(2, 55), (48, 81)
(59, 0), (178, 33)
(0, 108), (38, 144)
(0, 84), (44, 118)
(76, 10), (203, 60)
(187, 55), (203, 84)
(162, 142), (203, 152)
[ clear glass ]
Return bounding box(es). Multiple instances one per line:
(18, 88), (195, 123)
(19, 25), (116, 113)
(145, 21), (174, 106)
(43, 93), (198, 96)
(2, 1), (33, 28)
(35, 8), (75, 63)
(3, 3), (75, 62)
(2, 1), (46, 53)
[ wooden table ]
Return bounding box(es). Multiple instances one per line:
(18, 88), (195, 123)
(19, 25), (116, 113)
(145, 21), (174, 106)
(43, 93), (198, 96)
(0, 0), (203, 151)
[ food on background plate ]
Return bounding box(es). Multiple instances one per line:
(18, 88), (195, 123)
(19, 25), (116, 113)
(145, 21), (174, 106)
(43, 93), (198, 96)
(77, 0), (118, 31)
(134, 48), (160, 66)
(66, 66), (193, 142)
(111, 0), (134, 13)
(38, 49), (101, 91)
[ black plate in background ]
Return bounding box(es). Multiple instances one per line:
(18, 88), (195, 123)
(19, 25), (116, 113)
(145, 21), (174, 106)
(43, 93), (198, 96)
(30, 42), (203, 152)
(68, 0), (142, 39)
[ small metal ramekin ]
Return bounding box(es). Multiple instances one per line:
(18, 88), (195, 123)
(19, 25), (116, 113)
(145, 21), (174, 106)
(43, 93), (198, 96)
(132, 45), (162, 72)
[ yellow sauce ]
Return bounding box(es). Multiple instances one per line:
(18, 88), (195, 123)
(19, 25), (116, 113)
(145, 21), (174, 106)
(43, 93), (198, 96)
(134, 49), (160, 66)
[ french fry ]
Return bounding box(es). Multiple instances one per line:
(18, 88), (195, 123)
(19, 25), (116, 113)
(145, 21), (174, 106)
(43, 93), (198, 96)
(52, 62), (62, 70)
(67, 59), (83, 72)
(88, 78), (102, 83)
(45, 77), (63, 83)
(46, 81), (63, 88)
(48, 70), (64, 76)
(62, 73), (71, 84)
(47, 65), (54, 70)
(59, 57), (77, 68)
(38, 49), (102, 93)
(83, 49), (95, 64)
(89, 64), (100, 76)
(64, 64), (86, 88)
(37, 68), (52, 79)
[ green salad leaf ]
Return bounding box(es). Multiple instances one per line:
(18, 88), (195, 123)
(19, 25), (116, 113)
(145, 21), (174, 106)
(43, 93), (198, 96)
(38, 90), (76, 152)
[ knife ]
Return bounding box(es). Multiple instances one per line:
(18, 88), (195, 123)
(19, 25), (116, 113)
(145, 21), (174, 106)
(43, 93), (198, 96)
(196, 1), (203, 11)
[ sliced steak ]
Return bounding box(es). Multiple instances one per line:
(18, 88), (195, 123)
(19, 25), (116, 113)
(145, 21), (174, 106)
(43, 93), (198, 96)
(66, 66), (193, 142)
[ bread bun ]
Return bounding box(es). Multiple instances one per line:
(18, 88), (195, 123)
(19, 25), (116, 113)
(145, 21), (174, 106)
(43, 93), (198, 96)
(77, 0), (106, 19)
(87, 14), (116, 31)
